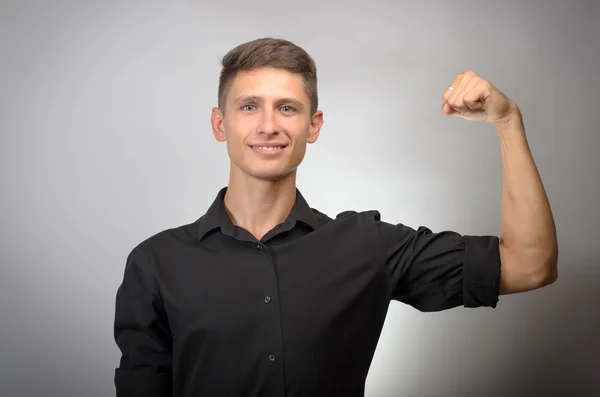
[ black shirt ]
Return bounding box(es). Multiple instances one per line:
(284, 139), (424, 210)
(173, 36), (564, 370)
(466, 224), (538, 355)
(114, 187), (500, 397)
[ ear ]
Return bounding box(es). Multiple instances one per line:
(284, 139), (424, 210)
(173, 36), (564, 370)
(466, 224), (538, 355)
(307, 110), (324, 144)
(211, 107), (226, 142)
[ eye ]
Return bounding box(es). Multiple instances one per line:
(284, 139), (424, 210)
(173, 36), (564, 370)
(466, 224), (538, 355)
(241, 104), (256, 111)
(280, 105), (295, 113)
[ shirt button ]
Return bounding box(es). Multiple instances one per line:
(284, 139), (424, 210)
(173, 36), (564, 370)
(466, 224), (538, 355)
(256, 244), (263, 250)
(268, 354), (276, 362)
(264, 296), (271, 304)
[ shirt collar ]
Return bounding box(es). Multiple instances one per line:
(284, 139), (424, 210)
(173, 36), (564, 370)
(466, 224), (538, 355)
(197, 186), (320, 241)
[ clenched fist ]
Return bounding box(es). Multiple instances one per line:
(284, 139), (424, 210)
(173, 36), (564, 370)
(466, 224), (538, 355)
(441, 71), (519, 127)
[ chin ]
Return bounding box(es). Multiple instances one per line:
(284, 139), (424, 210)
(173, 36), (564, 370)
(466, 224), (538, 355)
(251, 170), (293, 181)
(248, 165), (298, 182)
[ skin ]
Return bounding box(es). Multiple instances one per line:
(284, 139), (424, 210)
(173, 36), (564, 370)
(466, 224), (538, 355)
(211, 67), (323, 240)
(211, 67), (558, 295)
(441, 71), (558, 294)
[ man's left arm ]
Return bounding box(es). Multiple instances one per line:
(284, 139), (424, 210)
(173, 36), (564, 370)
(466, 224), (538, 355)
(442, 71), (559, 295)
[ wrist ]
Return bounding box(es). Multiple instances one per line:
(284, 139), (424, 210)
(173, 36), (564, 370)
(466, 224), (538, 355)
(494, 103), (525, 140)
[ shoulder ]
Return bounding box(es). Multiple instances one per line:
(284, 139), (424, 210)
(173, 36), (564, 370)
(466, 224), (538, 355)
(334, 209), (382, 221)
(125, 218), (202, 263)
(310, 207), (383, 230)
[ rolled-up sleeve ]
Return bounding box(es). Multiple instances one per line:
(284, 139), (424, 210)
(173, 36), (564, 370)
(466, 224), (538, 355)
(371, 211), (501, 312)
(114, 244), (173, 397)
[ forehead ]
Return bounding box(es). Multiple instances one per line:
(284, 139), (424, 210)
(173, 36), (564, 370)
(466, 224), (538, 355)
(228, 67), (309, 103)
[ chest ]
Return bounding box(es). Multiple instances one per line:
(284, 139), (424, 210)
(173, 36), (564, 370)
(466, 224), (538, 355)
(157, 227), (391, 342)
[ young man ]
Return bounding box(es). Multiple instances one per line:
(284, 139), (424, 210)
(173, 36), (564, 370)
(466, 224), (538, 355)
(114, 37), (558, 397)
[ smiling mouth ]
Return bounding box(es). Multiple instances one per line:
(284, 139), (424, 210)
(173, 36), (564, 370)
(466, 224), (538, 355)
(250, 145), (287, 151)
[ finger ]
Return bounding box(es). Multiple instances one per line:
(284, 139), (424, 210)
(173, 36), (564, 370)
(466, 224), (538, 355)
(441, 73), (464, 102)
(454, 76), (480, 111)
(462, 79), (492, 111)
(441, 102), (457, 115)
(447, 71), (476, 109)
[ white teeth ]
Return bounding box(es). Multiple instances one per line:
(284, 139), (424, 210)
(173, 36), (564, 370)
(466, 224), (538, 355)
(253, 146), (284, 151)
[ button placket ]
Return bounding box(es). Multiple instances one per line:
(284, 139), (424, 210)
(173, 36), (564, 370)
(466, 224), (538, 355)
(253, 242), (282, 372)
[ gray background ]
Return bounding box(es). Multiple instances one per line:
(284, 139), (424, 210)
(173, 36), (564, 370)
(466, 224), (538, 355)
(1, 1), (599, 396)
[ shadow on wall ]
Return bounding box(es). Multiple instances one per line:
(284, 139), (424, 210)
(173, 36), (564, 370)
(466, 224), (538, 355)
(371, 264), (600, 397)
(495, 268), (600, 397)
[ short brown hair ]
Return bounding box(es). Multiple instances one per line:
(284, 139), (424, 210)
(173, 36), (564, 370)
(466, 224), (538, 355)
(218, 37), (318, 115)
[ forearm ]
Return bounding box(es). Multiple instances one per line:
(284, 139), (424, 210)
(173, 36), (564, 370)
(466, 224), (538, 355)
(495, 105), (558, 289)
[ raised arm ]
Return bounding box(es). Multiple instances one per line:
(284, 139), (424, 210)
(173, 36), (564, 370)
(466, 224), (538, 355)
(441, 71), (559, 294)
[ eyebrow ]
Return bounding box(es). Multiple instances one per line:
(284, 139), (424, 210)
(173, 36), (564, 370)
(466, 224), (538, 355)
(234, 95), (304, 109)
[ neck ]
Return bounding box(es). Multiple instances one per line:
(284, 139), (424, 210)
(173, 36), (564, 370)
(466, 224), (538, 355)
(224, 167), (298, 241)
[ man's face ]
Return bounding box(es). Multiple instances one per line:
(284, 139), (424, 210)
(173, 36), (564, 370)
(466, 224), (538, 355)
(211, 67), (323, 182)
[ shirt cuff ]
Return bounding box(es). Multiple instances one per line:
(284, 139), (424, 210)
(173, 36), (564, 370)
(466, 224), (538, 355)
(115, 368), (172, 397)
(462, 235), (501, 308)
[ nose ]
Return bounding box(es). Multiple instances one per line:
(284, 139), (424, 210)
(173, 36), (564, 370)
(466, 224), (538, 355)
(258, 109), (279, 136)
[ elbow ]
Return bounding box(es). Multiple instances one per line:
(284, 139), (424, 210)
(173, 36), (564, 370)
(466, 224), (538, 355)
(533, 248), (559, 288)
(534, 265), (558, 288)
(499, 240), (558, 294)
